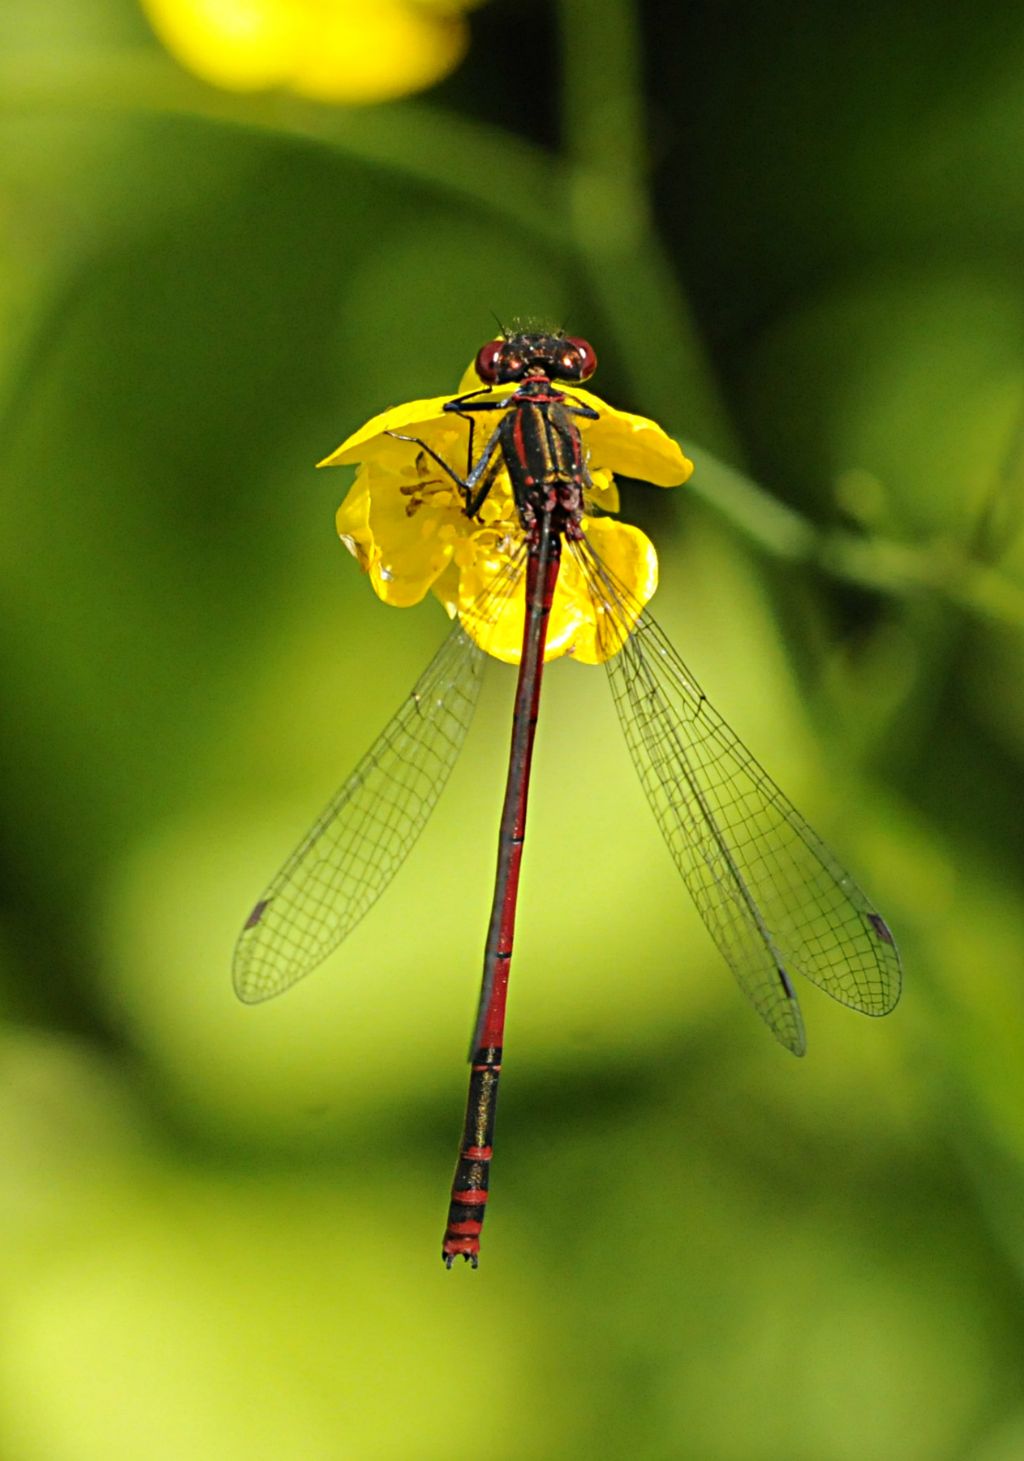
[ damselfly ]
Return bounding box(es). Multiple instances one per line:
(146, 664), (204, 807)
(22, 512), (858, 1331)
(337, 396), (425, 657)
(234, 330), (902, 1266)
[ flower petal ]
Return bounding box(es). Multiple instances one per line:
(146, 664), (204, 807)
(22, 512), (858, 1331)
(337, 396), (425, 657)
(336, 463), (461, 606)
(456, 554), (587, 666)
(569, 388), (694, 487)
(140, 0), (300, 91)
(585, 466), (620, 515)
(335, 467), (373, 568)
(318, 395), (458, 467)
(142, 0), (470, 103)
(564, 519), (659, 664)
(450, 518), (658, 666)
(290, 2), (468, 105)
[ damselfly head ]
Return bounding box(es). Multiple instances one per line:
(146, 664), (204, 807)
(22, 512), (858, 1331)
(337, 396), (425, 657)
(474, 332), (598, 386)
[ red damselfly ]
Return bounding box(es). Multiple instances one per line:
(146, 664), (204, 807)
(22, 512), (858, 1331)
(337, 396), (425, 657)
(234, 331), (902, 1267)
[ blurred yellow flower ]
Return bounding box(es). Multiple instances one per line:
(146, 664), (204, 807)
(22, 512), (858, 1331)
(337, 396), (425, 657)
(320, 364), (693, 664)
(140, 0), (478, 104)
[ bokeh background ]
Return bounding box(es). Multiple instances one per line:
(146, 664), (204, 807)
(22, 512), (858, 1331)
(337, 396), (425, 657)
(3, 1), (1024, 1456)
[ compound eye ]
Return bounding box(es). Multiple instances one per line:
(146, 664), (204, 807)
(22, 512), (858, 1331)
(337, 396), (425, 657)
(474, 339), (504, 383)
(565, 336), (598, 379)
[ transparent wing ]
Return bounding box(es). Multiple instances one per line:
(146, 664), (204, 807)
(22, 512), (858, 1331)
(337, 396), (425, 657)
(233, 620), (486, 1003)
(572, 541), (902, 1056)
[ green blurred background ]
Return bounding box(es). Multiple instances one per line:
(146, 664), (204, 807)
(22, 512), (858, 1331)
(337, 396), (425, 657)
(3, 1), (1024, 1456)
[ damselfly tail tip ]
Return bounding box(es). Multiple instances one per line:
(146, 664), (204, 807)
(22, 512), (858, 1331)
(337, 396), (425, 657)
(442, 1243), (480, 1269)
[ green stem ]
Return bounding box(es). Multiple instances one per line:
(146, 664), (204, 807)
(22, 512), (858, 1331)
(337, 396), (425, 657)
(556, 0), (737, 455)
(688, 442), (1024, 628)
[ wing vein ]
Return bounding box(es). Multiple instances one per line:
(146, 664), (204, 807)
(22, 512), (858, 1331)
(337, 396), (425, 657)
(233, 620), (486, 1002)
(571, 537), (901, 1053)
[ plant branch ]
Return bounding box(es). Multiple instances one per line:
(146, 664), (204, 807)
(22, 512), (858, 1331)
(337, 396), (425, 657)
(687, 442), (1024, 627)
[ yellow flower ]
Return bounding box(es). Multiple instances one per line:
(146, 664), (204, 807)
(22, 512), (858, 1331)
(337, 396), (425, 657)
(321, 360), (693, 665)
(140, 0), (479, 105)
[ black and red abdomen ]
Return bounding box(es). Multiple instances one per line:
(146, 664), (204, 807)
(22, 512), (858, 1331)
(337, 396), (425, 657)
(441, 1044), (501, 1267)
